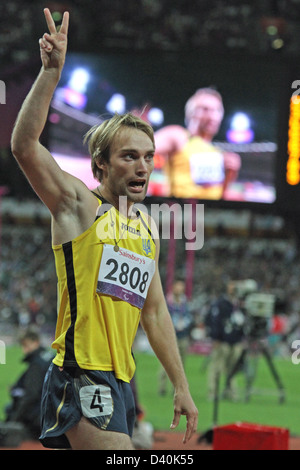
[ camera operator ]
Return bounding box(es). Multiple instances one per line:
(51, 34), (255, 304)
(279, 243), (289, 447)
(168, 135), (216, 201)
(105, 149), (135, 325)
(221, 281), (286, 403)
(204, 281), (246, 401)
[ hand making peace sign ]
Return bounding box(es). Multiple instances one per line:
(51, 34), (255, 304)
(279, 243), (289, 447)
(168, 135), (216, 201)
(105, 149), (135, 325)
(39, 8), (69, 72)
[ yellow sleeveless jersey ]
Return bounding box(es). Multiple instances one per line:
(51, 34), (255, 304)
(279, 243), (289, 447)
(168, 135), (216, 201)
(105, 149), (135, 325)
(52, 195), (156, 382)
(168, 136), (225, 199)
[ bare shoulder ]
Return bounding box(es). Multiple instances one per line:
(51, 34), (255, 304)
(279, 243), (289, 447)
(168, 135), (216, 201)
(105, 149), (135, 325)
(154, 125), (188, 155)
(155, 124), (187, 139)
(51, 174), (100, 244)
(54, 171), (96, 212)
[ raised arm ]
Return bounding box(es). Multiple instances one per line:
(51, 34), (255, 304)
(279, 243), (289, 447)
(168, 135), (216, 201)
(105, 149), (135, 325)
(140, 234), (198, 443)
(11, 9), (75, 215)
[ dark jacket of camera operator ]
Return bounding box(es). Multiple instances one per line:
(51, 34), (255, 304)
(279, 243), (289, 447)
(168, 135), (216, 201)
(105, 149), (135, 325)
(205, 295), (245, 345)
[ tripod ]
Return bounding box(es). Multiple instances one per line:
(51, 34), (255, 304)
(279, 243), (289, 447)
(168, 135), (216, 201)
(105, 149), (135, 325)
(223, 335), (286, 404)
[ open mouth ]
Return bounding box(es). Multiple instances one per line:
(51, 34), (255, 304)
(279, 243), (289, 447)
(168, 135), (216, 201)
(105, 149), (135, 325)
(128, 180), (146, 190)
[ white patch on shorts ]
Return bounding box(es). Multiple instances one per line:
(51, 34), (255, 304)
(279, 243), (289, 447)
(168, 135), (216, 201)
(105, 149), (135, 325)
(79, 384), (113, 418)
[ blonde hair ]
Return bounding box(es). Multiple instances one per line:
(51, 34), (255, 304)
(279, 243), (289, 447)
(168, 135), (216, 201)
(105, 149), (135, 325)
(184, 88), (224, 125)
(83, 112), (155, 182)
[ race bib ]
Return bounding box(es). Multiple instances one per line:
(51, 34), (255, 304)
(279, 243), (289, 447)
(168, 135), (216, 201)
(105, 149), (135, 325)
(189, 151), (224, 185)
(97, 244), (155, 309)
(79, 384), (113, 418)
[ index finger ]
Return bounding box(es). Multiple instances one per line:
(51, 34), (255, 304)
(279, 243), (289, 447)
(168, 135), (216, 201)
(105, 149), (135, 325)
(43, 8), (57, 35)
(59, 11), (69, 35)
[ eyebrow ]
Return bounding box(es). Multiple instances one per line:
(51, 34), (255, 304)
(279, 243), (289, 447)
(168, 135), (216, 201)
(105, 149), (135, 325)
(120, 148), (155, 154)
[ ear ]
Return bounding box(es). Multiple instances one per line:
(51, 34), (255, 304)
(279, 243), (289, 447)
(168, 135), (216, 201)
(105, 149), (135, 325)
(95, 157), (107, 171)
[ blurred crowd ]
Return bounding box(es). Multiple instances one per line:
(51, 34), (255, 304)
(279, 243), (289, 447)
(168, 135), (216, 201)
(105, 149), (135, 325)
(0, 224), (56, 334)
(190, 235), (300, 316)
(1, 0), (299, 69)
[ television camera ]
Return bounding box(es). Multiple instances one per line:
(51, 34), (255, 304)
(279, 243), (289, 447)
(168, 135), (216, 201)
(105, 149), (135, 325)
(231, 279), (275, 339)
(225, 279), (285, 403)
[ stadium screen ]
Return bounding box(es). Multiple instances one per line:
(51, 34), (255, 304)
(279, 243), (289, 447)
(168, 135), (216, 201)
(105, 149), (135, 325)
(47, 51), (286, 205)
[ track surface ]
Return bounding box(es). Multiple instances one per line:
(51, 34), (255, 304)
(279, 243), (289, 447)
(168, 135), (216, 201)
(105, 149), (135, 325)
(1, 431), (300, 450)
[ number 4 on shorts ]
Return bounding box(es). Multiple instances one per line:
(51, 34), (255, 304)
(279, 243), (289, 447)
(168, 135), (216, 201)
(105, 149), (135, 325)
(79, 384), (113, 418)
(90, 388), (104, 412)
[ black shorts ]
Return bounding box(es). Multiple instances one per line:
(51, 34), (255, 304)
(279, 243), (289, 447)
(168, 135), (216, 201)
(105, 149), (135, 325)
(39, 363), (136, 449)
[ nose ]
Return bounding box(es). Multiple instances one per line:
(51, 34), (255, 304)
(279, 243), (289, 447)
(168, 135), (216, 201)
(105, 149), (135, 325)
(135, 157), (148, 175)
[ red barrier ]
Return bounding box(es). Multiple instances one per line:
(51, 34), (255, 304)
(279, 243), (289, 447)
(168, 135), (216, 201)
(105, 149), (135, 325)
(213, 422), (289, 450)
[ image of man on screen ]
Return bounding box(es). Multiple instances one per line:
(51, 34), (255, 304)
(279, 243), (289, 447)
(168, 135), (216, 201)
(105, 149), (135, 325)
(154, 88), (241, 200)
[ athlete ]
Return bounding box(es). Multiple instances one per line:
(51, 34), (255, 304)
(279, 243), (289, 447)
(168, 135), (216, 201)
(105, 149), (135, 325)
(10, 9), (198, 450)
(154, 88), (241, 200)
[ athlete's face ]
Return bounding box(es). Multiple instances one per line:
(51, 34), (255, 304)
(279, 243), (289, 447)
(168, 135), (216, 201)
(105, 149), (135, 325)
(99, 126), (155, 207)
(186, 94), (224, 140)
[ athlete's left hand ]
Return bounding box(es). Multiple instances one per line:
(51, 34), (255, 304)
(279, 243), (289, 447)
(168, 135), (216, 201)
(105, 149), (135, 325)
(170, 390), (198, 443)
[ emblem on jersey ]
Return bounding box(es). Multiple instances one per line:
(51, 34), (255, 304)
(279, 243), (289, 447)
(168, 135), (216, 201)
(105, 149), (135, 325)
(142, 238), (151, 256)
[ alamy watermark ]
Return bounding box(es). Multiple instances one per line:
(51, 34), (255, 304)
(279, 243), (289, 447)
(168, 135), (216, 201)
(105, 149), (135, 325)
(95, 197), (204, 250)
(0, 340), (6, 364)
(0, 80), (6, 104)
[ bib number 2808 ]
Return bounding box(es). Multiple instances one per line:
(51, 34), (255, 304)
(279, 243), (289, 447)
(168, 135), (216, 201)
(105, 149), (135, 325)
(105, 259), (149, 294)
(97, 244), (155, 309)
